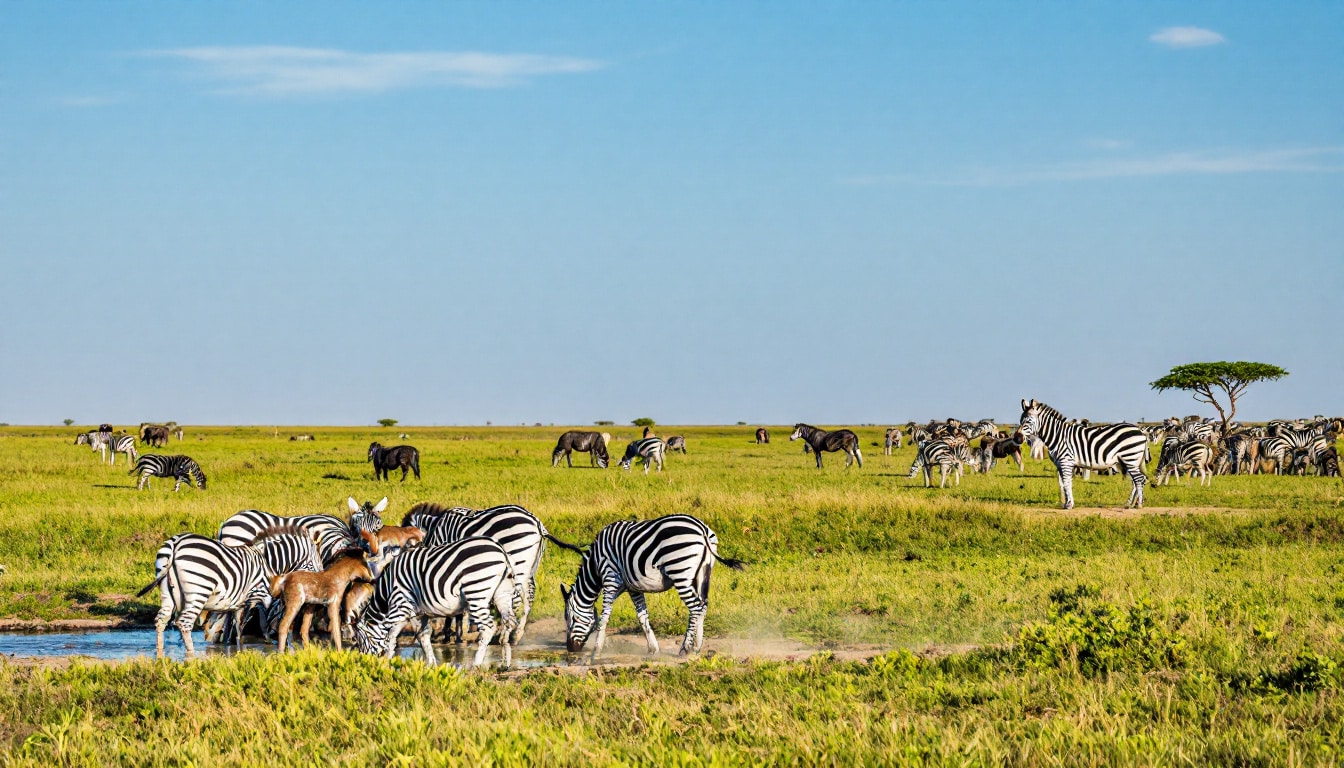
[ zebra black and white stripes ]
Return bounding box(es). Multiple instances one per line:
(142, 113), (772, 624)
(560, 514), (745, 657)
(908, 439), (963, 488)
(218, 509), (357, 565)
(1155, 437), (1214, 486)
(353, 537), (519, 666)
(130, 454), (206, 491)
(619, 437), (666, 473)
(1018, 399), (1148, 509)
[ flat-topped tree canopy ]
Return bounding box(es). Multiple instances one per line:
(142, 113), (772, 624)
(1150, 361), (1288, 435)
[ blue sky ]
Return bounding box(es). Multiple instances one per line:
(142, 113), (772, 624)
(3, 2), (1341, 426)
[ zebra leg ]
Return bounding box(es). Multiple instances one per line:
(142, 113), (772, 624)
(154, 591), (174, 658)
(1056, 462), (1075, 510)
(138, 473), (149, 491)
(592, 583), (623, 657)
(173, 476), (183, 492)
(491, 581), (518, 668)
(1123, 461), (1147, 509)
(629, 592), (660, 654)
(232, 607), (247, 651)
(416, 617), (437, 665)
(673, 583), (706, 656)
(938, 463), (948, 488)
(176, 599), (206, 657)
(854, 448), (862, 468)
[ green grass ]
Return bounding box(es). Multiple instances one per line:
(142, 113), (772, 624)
(1, 424), (1342, 764)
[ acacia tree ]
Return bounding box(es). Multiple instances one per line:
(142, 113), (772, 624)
(1149, 361), (1288, 435)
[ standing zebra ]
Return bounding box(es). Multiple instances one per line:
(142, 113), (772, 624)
(130, 454), (206, 491)
(1257, 436), (1294, 475)
(1155, 437), (1214, 486)
(347, 496), (389, 538)
(352, 537), (519, 667)
(551, 431), (610, 468)
(908, 439), (963, 488)
(218, 508), (358, 565)
(401, 502), (584, 641)
(561, 514), (745, 658)
(789, 424), (863, 468)
(619, 437), (666, 473)
(883, 427), (903, 455)
(665, 435), (688, 454)
(368, 442), (420, 481)
(1017, 399), (1148, 510)
(103, 434), (138, 466)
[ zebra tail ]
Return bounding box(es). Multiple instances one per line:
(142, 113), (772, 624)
(713, 552), (748, 571)
(135, 569), (167, 598)
(544, 533), (587, 555)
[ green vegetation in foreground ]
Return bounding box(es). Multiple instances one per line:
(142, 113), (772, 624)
(1, 424), (1343, 764)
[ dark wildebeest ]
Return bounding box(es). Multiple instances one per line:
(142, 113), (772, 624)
(789, 424), (863, 468)
(979, 431), (1025, 473)
(552, 431), (609, 468)
(755, 427), (769, 444)
(665, 435), (687, 454)
(368, 442), (420, 481)
(141, 425), (171, 448)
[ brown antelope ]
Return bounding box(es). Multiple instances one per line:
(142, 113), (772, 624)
(358, 524), (424, 555)
(269, 549), (374, 652)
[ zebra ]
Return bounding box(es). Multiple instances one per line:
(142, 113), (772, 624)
(203, 525), (327, 643)
(136, 527), (320, 657)
(551, 431), (610, 468)
(218, 509), (359, 565)
(560, 514), (745, 658)
(908, 439), (963, 488)
(402, 502), (585, 642)
(619, 437), (666, 473)
(347, 496), (389, 539)
(665, 435), (688, 454)
(368, 442), (420, 481)
(352, 537), (519, 667)
(1017, 399), (1148, 510)
(883, 427), (903, 455)
(1257, 436), (1294, 475)
(1155, 437), (1214, 486)
(103, 434), (138, 466)
(1273, 425), (1329, 466)
(789, 424), (862, 468)
(130, 454), (206, 491)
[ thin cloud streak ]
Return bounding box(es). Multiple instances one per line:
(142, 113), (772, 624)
(848, 147), (1344, 188)
(141, 46), (604, 95)
(1149, 26), (1226, 48)
(55, 95), (122, 108)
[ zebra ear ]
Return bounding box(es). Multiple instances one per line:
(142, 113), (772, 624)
(373, 497), (389, 514)
(347, 497), (360, 513)
(1021, 399), (1030, 411)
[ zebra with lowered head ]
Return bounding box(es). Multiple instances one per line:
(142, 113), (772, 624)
(789, 424), (863, 468)
(665, 435), (687, 454)
(551, 430), (610, 468)
(619, 437), (666, 473)
(352, 536), (519, 666)
(1017, 399), (1148, 509)
(1155, 436), (1214, 486)
(130, 454), (206, 491)
(908, 438), (963, 488)
(561, 514), (745, 658)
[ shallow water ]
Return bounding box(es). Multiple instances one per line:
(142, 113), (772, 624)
(0, 628), (714, 668)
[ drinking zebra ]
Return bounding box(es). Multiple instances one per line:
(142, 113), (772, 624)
(400, 502), (584, 641)
(352, 537), (519, 667)
(789, 424), (863, 468)
(130, 454), (207, 491)
(908, 439), (963, 488)
(560, 514), (745, 658)
(203, 524), (328, 643)
(368, 442), (420, 482)
(883, 427), (903, 455)
(619, 437), (666, 473)
(665, 435), (687, 454)
(1017, 399), (1148, 509)
(218, 508), (359, 565)
(551, 431), (610, 468)
(1155, 437), (1214, 486)
(137, 526), (320, 657)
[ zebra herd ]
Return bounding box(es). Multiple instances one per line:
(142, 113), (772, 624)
(140, 496), (745, 665)
(550, 431), (688, 474)
(72, 425), (207, 491)
(1147, 415), (1342, 481)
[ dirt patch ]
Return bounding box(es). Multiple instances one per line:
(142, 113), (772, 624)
(0, 618), (140, 632)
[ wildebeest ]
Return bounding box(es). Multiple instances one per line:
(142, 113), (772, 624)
(665, 435), (687, 454)
(367, 442), (420, 481)
(551, 431), (610, 468)
(755, 427), (769, 444)
(979, 431), (1025, 473)
(140, 425), (171, 447)
(789, 424), (863, 468)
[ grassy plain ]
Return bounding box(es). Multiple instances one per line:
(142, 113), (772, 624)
(1, 424), (1342, 765)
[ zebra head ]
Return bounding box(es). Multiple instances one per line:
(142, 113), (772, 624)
(1018, 399), (1042, 442)
(191, 464), (208, 490)
(348, 496), (389, 538)
(559, 583), (596, 652)
(351, 607), (393, 656)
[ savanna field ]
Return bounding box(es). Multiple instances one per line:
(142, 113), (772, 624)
(2, 424), (1343, 765)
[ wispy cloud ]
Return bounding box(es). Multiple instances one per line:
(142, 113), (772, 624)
(141, 46), (604, 95)
(847, 147), (1344, 187)
(1149, 26), (1226, 49)
(55, 95), (122, 108)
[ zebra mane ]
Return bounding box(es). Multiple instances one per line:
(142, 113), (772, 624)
(246, 524), (315, 547)
(399, 502), (457, 527)
(1026, 401), (1066, 422)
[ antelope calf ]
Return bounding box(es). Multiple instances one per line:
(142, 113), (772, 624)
(269, 550), (374, 652)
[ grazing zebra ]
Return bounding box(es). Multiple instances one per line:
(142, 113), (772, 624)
(1155, 437), (1214, 486)
(401, 502), (585, 642)
(1257, 436), (1294, 475)
(368, 442), (420, 481)
(561, 514), (745, 657)
(551, 431), (610, 468)
(908, 439), (963, 488)
(352, 537), (519, 667)
(755, 427), (770, 444)
(619, 437), (666, 473)
(103, 434), (138, 466)
(883, 427), (903, 455)
(137, 527), (318, 657)
(218, 508), (359, 565)
(203, 525), (327, 643)
(665, 435), (687, 454)
(789, 424), (863, 468)
(1017, 400), (1148, 510)
(130, 454), (206, 491)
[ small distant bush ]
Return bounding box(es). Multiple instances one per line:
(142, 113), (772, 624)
(632, 417), (656, 428)
(737, 421), (747, 425)
(63, 419), (74, 426)
(377, 419), (398, 428)
(594, 420), (614, 426)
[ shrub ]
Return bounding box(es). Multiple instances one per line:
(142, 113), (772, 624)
(1014, 587), (1187, 675)
(377, 419), (398, 428)
(632, 418), (656, 428)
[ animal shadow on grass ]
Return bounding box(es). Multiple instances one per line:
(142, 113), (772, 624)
(93, 484), (136, 490)
(322, 473), (352, 481)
